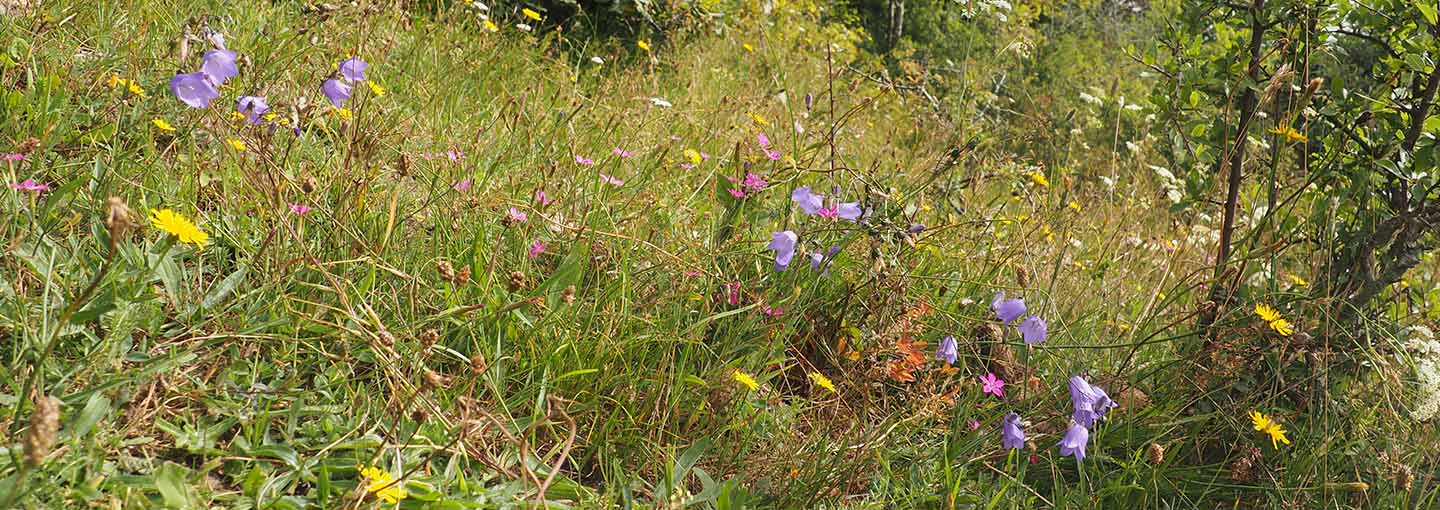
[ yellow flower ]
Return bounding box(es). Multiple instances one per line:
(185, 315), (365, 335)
(484, 20), (499, 32)
(1248, 410), (1292, 449)
(522, 7), (541, 20)
(742, 43), (755, 52)
(334, 107), (353, 121)
(126, 80), (147, 98)
(225, 138), (247, 152)
(683, 148), (702, 165)
(151, 118), (176, 132)
(1268, 126), (1307, 144)
(104, 73), (123, 89)
(1286, 274), (1308, 287)
(358, 465), (408, 504)
(748, 112), (769, 126)
(367, 81), (386, 96)
(1253, 303), (1280, 323)
(808, 372), (836, 393)
(263, 112), (278, 122)
(149, 208), (209, 248)
(1028, 172), (1050, 188)
(731, 370), (758, 391)
(229, 111), (247, 122)
(1068, 201), (1082, 213)
(637, 39), (651, 52)
(1269, 318), (1295, 337)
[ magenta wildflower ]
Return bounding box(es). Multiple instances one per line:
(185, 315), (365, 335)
(1001, 413), (1026, 450)
(980, 372), (1005, 398)
(455, 177), (473, 191)
(936, 335), (958, 364)
(289, 203), (312, 215)
(535, 189), (553, 206)
(9, 179), (49, 192)
(1019, 315), (1047, 345)
(170, 72), (221, 108)
(990, 291), (1026, 324)
(528, 240), (547, 258)
(575, 154), (595, 166)
(339, 57), (368, 82)
(723, 281), (742, 305)
(321, 79), (351, 108)
(727, 188), (746, 199)
(505, 207), (528, 225)
(741, 172), (766, 191)
(766, 230), (798, 271)
(599, 174), (624, 186)
(1058, 422), (1090, 461)
(612, 147), (634, 158)
(1, 153), (25, 161)
(679, 163), (694, 170)
(969, 420), (981, 432)
(762, 305), (783, 317)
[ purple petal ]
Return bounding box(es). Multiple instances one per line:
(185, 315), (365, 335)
(201, 49), (238, 85)
(322, 79), (352, 108)
(1020, 315), (1047, 345)
(236, 96), (269, 124)
(1001, 413), (1026, 450)
(836, 201), (863, 221)
(791, 186), (823, 215)
(169, 72), (221, 108)
(767, 230), (798, 271)
(1058, 423), (1089, 460)
(339, 57), (369, 82)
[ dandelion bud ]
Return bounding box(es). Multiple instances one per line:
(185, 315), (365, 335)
(104, 197), (136, 242)
(23, 395), (60, 467)
(469, 353), (488, 375)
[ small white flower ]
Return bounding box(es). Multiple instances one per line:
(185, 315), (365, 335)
(590, 56), (605, 65)
(649, 97), (673, 108)
(470, 1), (489, 10)
(516, 23), (532, 32)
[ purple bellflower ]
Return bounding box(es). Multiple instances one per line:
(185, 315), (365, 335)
(791, 186), (823, 215)
(339, 57), (368, 82)
(936, 335), (958, 364)
(767, 230), (798, 271)
(1069, 376), (1118, 427)
(236, 96), (269, 124)
(170, 72), (221, 108)
(1058, 422), (1090, 461)
(810, 244), (841, 274)
(1001, 412), (1025, 450)
(201, 49), (238, 85)
(991, 291), (1027, 324)
(1019, 315), (1047, 345)
(321, 79), (352, 108)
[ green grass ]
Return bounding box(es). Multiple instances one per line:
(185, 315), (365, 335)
(0, 0), (1437, 508)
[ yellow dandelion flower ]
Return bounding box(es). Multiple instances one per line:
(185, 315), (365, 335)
(637, 39), (651, 52)
(1268, 126), (1307, 144)
(484, 20), (499, 32)
(126, 80), (147, 98)
(367, 81), (386, 96)
(748, 112), (769, 126)
(742, 43), (755, 52)
(151, 118), (176, 132)
(1286, 274), (1308, 287)
(225, 138), (247, 152)
(522, 8), (542, 20)
(1028, 172), (1050, 188)
(1269, 318), (1295, 337)
(149, 209), (209, 248)
(683, 148), (702, 165)
(1253, 303), (1281, 323)
(334, 107), (353, 121)
(229, 111), (247, 122)
(808, 372), (836, 393)
(731, 369), (758, 391)
(104, 73), (123, 89)
(1248, 410), (1292, 449)
(1068, 201), (1082, 212)
(358, 465), (408, 504)
(263, 112), (278, 122)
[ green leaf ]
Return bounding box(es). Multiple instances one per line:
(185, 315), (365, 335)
(1419, 1), (1438, 26)
(671, 438), (711, 488)
(201, 267), (248, 310)
(67, 392), (111, 439)
(154, 462), (198, 509)
(249, 444), (301, 470)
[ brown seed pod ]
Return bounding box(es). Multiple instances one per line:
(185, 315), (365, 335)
(23, 395), (59, 467)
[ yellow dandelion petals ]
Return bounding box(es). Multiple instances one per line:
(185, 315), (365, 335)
(367, 81), (386, 96)
(1286, 274), (1308, 287)
(731, 370), (758, 391)
(105, 73), (123, 89)
(126, 80), (147, 98)
(225, 138), (247, 152)
(229, 111), (246, 122)
(1269, 318), (1295, 336)
(1253, 303), (1280, 323)
(522, 7), (541, 20)
(748, 112), (769, 126)
(683, 148), (702, 165)
(263, 112), (278, 122)
(742, 43), (755, 52)
(808, 372), (836, 393)
(1248, 410), (1292, 449)
(358, 465), (408, 504)
(149, 208), (209, 248)
(637, 39), (651, 52)
(484, 20), (499, 32)
(1068, 201), (1082, 212)
(1028, 172), (1050, 188)
(334, 107), (353, 121)
(151, 118), (176, 132)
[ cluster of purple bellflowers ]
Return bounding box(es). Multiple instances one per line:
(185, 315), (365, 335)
(169, 33), (237, 109)
(765, 185), (865, 272)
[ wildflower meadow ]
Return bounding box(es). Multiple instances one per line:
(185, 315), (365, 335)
(2, 0), (1439, 508)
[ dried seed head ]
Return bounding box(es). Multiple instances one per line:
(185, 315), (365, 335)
(104, 197), (136, 241)
(410, 407), (430, 423)
(24, 395), (60, 467)
(377, 329), (396, 347)
(423, 370), (449, 389)
(1394, 464), (1414, 491)
(436, 260), (456, 282)
(301, 175), (318, 193)
(506, 270), (526, 292)
(1015, 266), (1030, 288)
(469, 353), (488, 375)
(18, 137), (39, 155)
(561, 285), (576, 304)
(455, 266), (471, 284)
(419, 329), (440, 350)
(1147, 442), (1165, 465)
